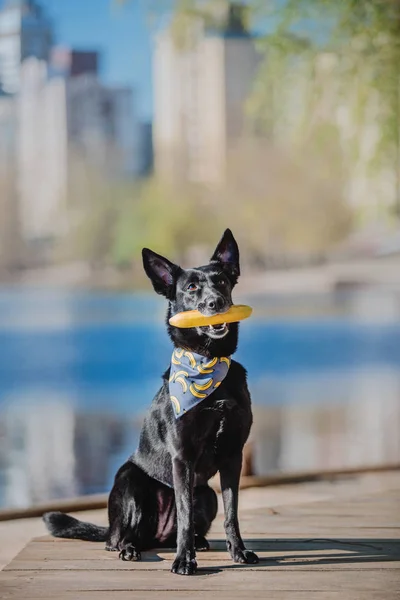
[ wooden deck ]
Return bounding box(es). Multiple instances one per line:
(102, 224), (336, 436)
(1, 473), (400, 599)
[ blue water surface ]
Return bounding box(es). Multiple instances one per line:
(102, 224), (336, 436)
(1, 289), (400, 405)
(0, 287), (399, 508)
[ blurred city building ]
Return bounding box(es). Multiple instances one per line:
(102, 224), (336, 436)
(66, 74), (137, 177)
(17, 57), (68, 254)
(17, 53), (138, 260)
(0, 0), (53, 94)
(51, 47), (137, 180)
(0, 87), (21, 270)
(0, 0), (144, 269)
(137, 121), (153, 177)
(50, 47), (99, 79)
(153, 2), (260, 183)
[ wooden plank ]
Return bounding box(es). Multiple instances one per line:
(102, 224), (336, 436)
(272, 502), (400, 513)
(238, 507), (400, 522)
(2, 481), (399, 598)
(1, 590), (398, 600)
(26, 536), (399, 550)
(9, 538), (399, 561)
(1, 569), (399, 593)
(6, 560), (400, 572)
(211, 525), (400, 538)
(5, 540), (399, 572)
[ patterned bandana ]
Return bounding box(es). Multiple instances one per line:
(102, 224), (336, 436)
(168, 348), (231, 419)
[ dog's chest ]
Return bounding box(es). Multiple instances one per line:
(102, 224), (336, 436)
(192, 396), (246, 469)
(212, 397), (237, 438)
(196, 395), (237, 432)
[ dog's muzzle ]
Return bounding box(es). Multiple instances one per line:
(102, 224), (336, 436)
(198, 322), (229, 339)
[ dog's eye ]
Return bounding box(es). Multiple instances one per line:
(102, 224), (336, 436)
(187, 283), (198, 291)
(218, 278), (226, 286)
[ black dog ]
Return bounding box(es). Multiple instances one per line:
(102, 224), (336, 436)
(43, 229), (258, 575)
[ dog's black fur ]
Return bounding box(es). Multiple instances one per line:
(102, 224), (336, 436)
(43, 229), (258, 575)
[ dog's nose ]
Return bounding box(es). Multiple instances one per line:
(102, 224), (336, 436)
(207, 296), (224, 312)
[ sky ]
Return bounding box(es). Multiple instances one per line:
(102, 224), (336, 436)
(0, 0), (164, 120)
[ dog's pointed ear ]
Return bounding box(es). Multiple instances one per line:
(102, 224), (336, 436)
(210, 229), (240, 283)
(142, 248), (181, 299)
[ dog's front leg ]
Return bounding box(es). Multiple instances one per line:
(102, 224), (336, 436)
(220, 453), (259, 564)
(171, 457), (197, 575)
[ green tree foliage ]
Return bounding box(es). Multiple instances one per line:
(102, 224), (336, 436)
(111, 177), (223, 268)
(107, 0), (400, 274)
(122, 0), (400, 217)
(249, 1), (400, 214)
(63, 152), (224, 280)
(220, 138), (352, 265)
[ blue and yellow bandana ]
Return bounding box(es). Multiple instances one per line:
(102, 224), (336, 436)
(169, 349), (231, 419)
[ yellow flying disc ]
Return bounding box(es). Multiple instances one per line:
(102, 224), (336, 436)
(169, 304), (252, 328)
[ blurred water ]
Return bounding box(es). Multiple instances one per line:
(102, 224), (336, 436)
(0, 287), (399, 509)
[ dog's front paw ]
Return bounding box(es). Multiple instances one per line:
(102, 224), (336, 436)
(119, 544), (141, 561)
(171, 554), (197, 575)
(232, 548), (259, 564)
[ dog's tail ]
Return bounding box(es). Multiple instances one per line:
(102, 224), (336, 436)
(43, 511), (109, 542)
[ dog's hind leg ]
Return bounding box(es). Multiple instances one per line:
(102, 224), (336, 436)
(105, 462), (132, 552)
(193, 484), (218, 551)
(106, 461), (159, 560)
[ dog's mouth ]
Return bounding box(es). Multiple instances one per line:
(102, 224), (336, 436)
(201, 322), (230, 339)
